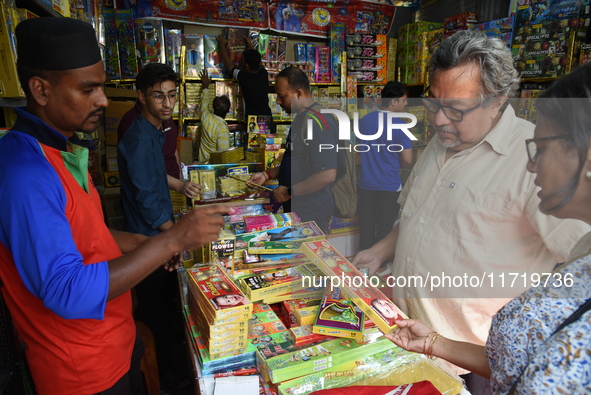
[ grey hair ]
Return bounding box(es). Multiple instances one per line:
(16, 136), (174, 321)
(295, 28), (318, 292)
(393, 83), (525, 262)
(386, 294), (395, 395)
(429, 30), (520, 103)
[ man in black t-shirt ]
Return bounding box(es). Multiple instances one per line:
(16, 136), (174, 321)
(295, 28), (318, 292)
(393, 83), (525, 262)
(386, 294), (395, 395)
(248, 67), (338, 231)
(217, 35), (275, 132)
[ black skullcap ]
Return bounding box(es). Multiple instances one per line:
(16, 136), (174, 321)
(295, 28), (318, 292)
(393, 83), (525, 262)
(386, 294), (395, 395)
(16, 17), (101, 71)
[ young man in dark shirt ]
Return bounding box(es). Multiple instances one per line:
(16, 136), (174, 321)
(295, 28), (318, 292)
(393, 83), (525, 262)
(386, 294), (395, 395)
(217, 34), (275, 132)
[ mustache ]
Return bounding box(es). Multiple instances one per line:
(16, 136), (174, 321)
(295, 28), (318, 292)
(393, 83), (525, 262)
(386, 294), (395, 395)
(435, 125), (458, 136)
(87, 109), (104, 119)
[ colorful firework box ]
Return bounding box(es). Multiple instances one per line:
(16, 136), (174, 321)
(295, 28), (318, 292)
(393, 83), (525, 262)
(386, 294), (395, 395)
(204, 34), (227, 79)
(257, 328), (395, 383)
(275, 350), (465, 395)
(345, 34), (387, 47)
(184, 306), (254, 367)
(261, 287), (324, 305)
(191, 305), (248, 352)
(114, 9), (139, 79)
(248, 241), (303, 255)
(512, 39), (567, 60)
(314, 46), (331, 83)
(226, 27), (249, 68)
(103, 9), (121, 79)
(290, 325), (334, 348)
(164, 29), (182, 73)
(242, 251), (307, 265)
(232, 260), (308, 278)
(234, 221), (325, 259)
(186, 265), (252, 323)
(239, 263), (324, 301)
(281, 298), (322, 328)
(513, 18), (580, 43)
(134, 18), (166, 67)
(294, 306), (319, 326)
(247, 303), (294, 357)
(244, 213), (301, 233)
(183, 34), (205, 77)
(301, 241), (407, 335)
(313, 284), (374, 340)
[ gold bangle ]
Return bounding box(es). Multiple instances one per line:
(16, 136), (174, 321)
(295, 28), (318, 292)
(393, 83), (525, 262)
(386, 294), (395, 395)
(427, 333), (442, 360)
(423, 331), (436, 355)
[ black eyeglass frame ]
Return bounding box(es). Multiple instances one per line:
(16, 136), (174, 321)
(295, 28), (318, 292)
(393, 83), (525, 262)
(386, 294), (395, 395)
(420, 85), (483, 122)
(525, 136), (571, 165)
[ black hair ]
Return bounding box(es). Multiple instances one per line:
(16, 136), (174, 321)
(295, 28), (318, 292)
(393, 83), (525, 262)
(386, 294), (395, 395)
(276, 66), (310, 93)
(17, 63), (69, 97)
(135, 62), (179, 93)
(213, 95), (231, 118)
(535, 63), (591, 211)
(244, 49), (261, 71)
(381, 81), (408, 99)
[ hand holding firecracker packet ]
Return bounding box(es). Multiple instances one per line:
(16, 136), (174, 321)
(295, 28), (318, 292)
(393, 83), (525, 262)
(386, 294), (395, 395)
(301, 240), (407, 335)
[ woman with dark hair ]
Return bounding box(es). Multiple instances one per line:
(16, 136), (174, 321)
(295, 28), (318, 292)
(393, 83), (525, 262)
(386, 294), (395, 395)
(386, 63), (591, 394)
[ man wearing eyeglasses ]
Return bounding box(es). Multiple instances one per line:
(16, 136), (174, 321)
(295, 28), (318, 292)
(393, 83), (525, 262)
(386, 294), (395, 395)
(353, 30), (588, 388)
(117, 62), (192, 390)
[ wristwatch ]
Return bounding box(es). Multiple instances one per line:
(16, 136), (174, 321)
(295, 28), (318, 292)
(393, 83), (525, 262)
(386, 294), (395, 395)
(286, 187), (292, 196)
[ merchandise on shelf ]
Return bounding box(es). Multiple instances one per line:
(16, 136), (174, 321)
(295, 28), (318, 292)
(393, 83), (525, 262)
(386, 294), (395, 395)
(215, 80), (243, 120)
(164, 29), (182, 73)
(134, 18), (165, 67)
(443, 12), (478, 38)
(114, 9), (139, 79)
(330, 23), (346, 83)
(204, 34), (227, 79)
(103, 9), (121, 80)
(183, 34), (205, 77)
(514, 0), (583, 27)
(226, 27), (249, 68)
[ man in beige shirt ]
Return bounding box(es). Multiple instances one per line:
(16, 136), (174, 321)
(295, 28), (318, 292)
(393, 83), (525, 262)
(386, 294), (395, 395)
(353, 30), (589, 383)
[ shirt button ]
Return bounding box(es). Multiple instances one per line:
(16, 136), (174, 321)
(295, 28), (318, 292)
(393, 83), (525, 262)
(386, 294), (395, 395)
(419, 218), (425, 224)
(437, 181), (442, 186)
(406, 257), (411, 262)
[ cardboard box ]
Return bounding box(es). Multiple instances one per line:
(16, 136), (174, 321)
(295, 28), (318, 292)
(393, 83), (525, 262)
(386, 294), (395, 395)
(301, 240), (407, 335)
(105, 101), (135, 146)
(186, 266), (252, 323)
(257, 328), (395, 383)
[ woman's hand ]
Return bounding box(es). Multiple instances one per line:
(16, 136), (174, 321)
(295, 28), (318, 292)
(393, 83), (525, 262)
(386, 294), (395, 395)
(385, 319), (435, 354)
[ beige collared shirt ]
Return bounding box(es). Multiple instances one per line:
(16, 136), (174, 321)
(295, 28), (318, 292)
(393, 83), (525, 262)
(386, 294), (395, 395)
(393, 105), (590, 374)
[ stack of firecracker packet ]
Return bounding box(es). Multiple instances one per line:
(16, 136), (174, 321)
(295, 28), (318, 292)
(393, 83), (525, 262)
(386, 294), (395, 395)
(183, 209), (464, 395)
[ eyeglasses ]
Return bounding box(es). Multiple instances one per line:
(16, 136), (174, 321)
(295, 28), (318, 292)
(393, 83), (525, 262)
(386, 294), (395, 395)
(420, 86), (482, 122)
(525, 136), (571, 165)
(149, 92), (178, 104)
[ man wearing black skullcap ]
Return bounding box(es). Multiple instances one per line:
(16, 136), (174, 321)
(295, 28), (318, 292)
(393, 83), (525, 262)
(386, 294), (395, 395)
(0, 17), (232, 395)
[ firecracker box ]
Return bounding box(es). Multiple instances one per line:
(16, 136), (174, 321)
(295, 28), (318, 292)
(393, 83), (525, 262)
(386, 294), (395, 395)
(239, 263), (324, 302)
(257, 328), (395, 383)
(301, 240), (407, 335)
(186, 265), (252, 323)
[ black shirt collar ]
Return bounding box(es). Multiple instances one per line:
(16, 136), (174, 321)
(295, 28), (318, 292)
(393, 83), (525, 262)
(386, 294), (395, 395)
(11, 107), (81, 151)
